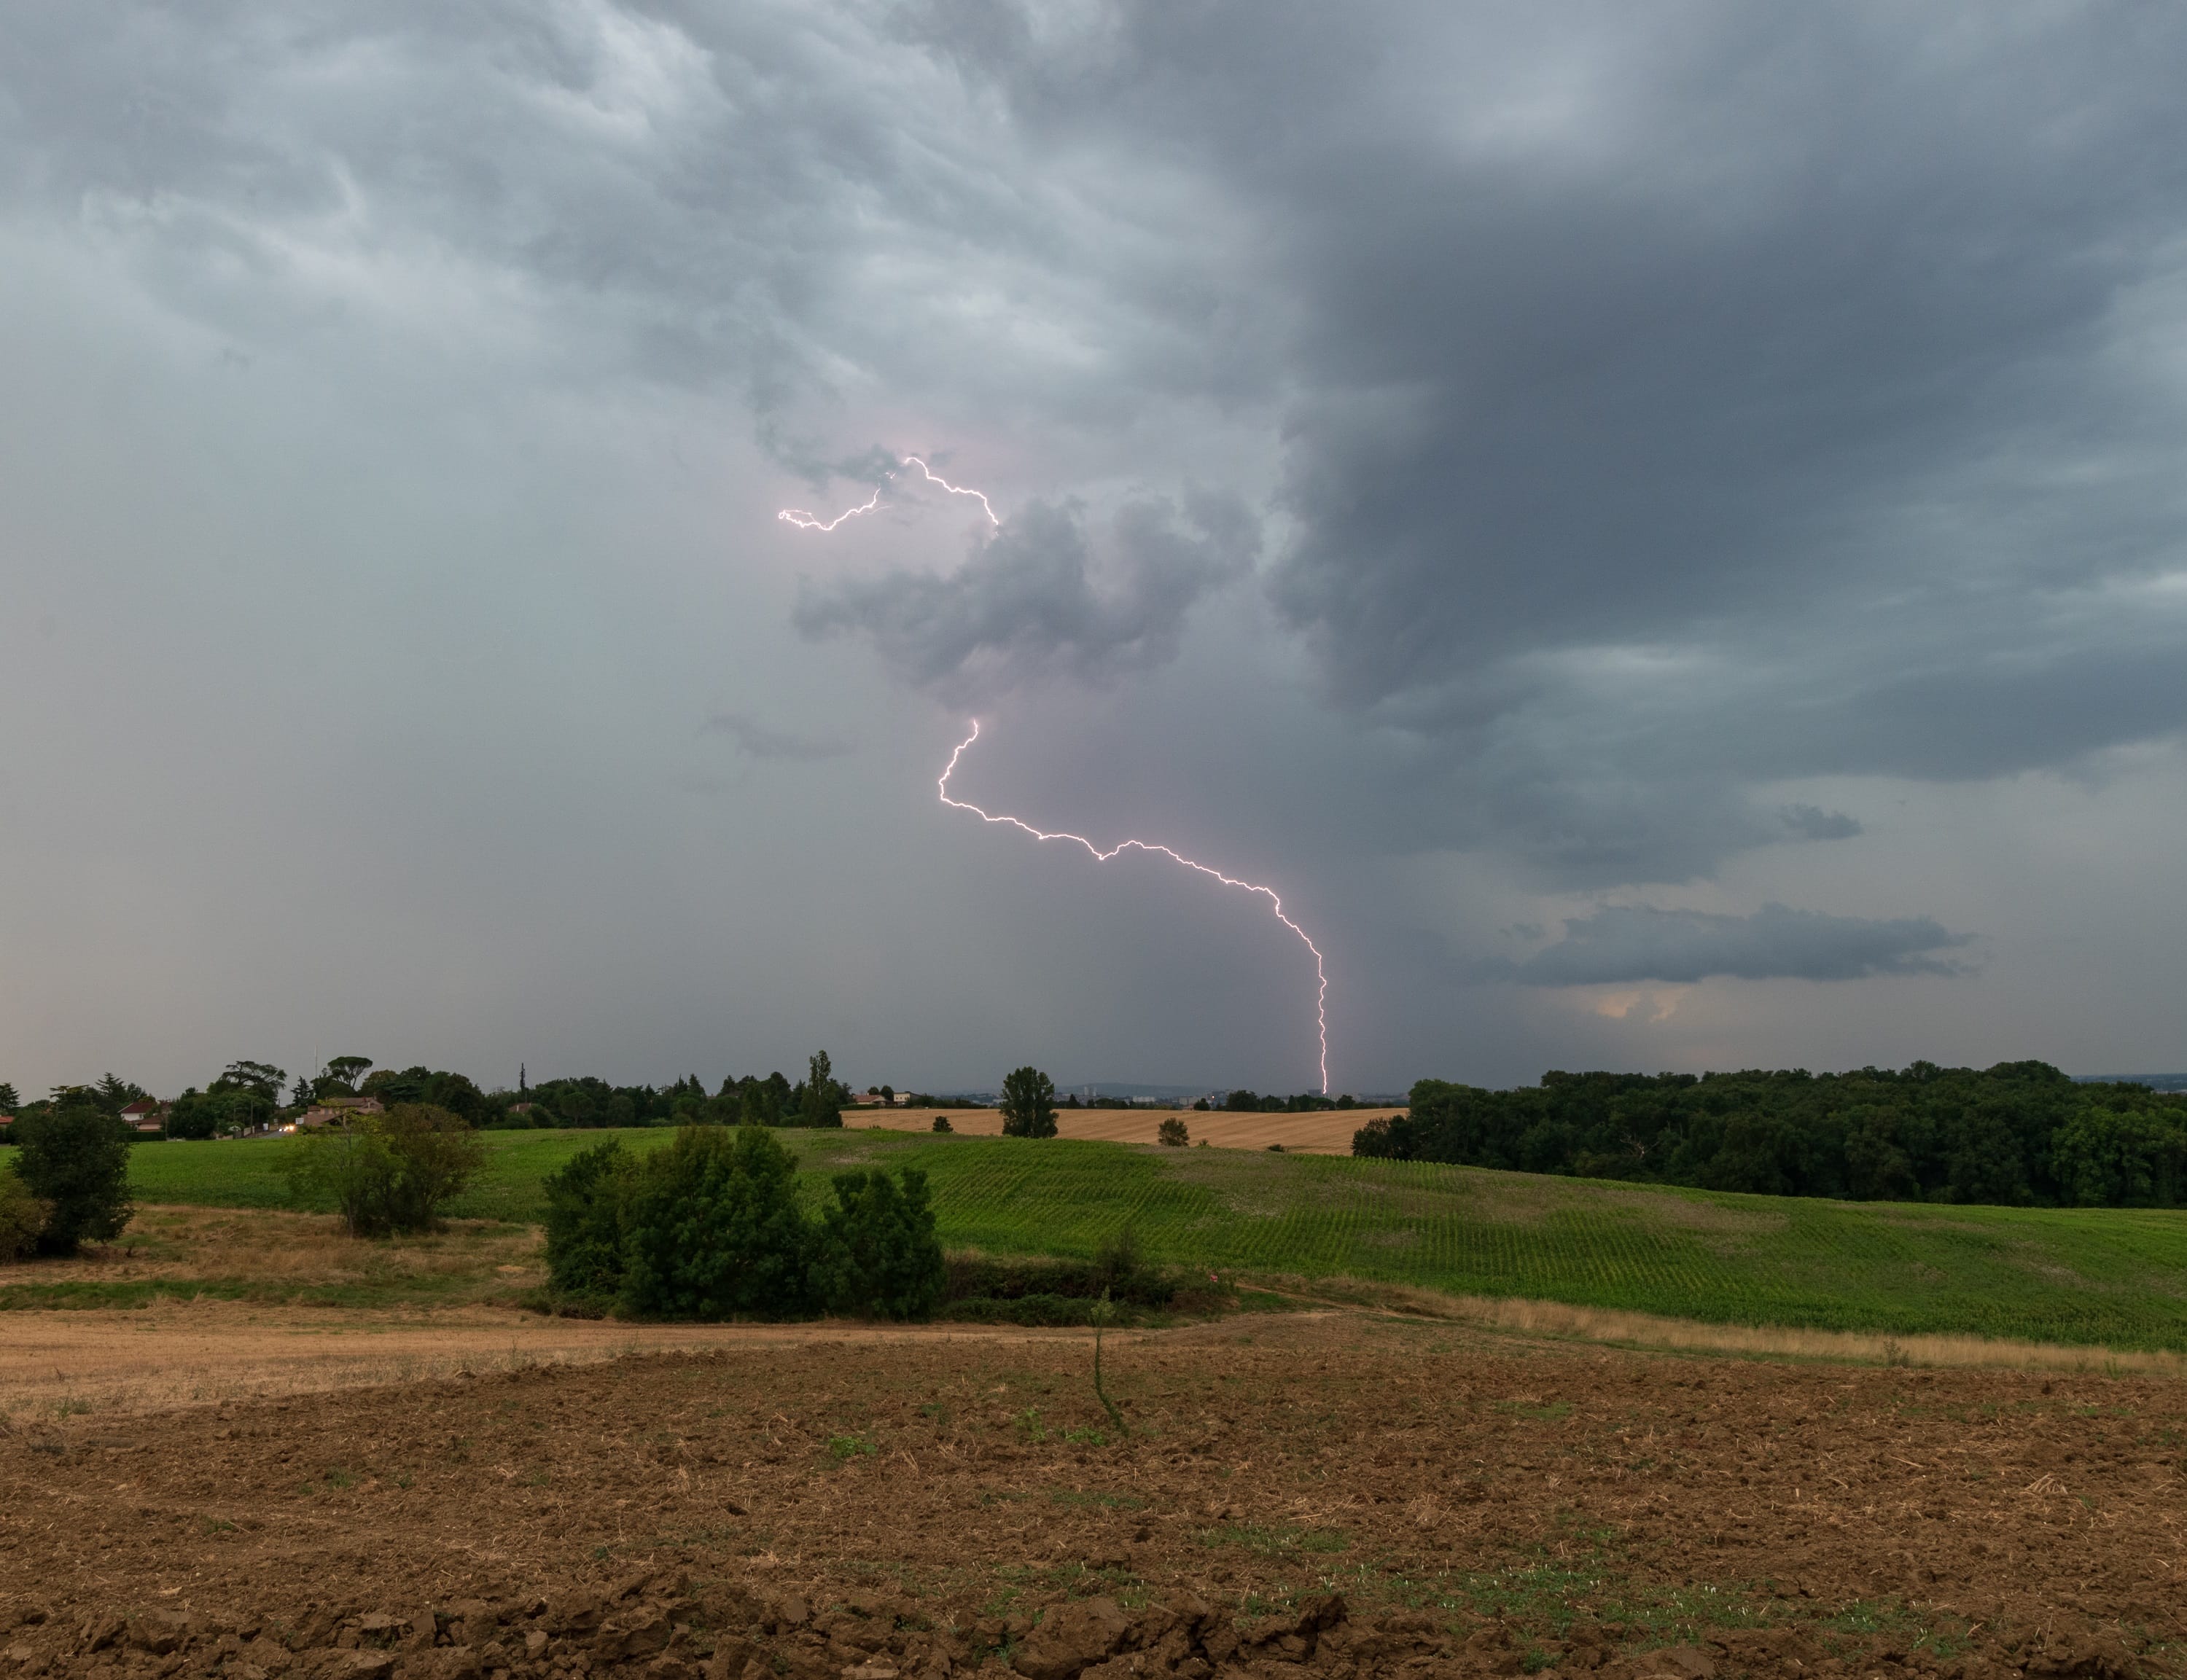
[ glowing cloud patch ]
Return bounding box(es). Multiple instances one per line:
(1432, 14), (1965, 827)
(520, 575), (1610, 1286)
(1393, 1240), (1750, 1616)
(778, 456), (1000, 531)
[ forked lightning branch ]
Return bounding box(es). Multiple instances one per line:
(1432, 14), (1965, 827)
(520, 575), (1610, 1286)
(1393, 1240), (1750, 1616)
(780, 458), (1331, 1093)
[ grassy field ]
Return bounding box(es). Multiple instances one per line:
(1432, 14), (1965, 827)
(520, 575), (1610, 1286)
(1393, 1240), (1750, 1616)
(113, 1127), (2187, 1350)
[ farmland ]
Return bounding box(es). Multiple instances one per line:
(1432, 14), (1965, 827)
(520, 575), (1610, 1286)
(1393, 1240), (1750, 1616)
(2, 1311), (2180, 1680)
(117, 1128), (2187, 1349)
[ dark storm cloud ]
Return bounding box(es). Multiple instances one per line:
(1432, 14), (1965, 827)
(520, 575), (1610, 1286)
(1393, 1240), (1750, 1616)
(904, 1), (2187, 883)
(792, 492), (1257, 703)
(8, 0), (2187, 1080)
(1510, 903), (1974, 987)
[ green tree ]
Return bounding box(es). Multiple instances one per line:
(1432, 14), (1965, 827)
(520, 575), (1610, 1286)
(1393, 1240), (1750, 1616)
(92, 1074), (148, 1114)
(1000, 1066), (1059, 1138)
(171, 1085), (273, 1138)
(1158, 1116), (1190, 1146)
(2053, 1105), (2187, 1207)
(214, 1060), (287, 1103)
(0, 1082), (19, 1111)
(540, 1138), (632, 1300)
(816, 1168), (946, 1319)
(316, 1055), (375, 1097)
(286, 1103), (485, 1236)
(361, 1066), (486, 1123)
(799, 1050), (843, 1128)
(165, 1089), (221, 1141)
(10, 1099), (134, 1254)
(619, 1125), (816, 1318)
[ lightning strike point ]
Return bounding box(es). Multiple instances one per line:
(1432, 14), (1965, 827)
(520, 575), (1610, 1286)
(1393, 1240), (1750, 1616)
(939, 720), (1331, 1095)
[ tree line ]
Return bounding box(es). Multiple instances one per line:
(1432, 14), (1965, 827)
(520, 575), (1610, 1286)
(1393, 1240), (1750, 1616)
(0, 1050), (862, 1138)
(1353, 1060), (2187, 1208)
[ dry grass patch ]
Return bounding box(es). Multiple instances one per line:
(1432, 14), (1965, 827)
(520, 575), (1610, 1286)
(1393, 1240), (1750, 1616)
(1, 1203), (545, 1305)
(1290, 1274), (2187, 1374)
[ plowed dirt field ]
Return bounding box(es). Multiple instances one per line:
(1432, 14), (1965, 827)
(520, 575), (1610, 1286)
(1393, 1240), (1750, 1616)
(2, 1310), (2180, 1680)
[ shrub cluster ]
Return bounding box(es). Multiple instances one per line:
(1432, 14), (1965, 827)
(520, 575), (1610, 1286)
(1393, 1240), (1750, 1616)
(4, 1101), (133, 1254)
(939, 1229), (1179, 1325)
(0, 1161), (50, 1259)
(284, 1103), (486, 1235)
(542, 1125), (945, 1321)
(1356, 1060), (2187, 1208)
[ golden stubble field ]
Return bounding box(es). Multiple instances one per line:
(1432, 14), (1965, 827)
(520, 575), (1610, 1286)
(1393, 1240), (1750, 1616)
(853, 1108), (1400, 1154)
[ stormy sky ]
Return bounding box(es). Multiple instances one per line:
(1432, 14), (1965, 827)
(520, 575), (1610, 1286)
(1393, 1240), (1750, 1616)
(4, 1), (2186, 1098)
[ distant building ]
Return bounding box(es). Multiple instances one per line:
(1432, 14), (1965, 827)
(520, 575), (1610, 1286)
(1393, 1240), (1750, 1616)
(119, 1098), (170, 1135)
(295, 1095), (386, 1130)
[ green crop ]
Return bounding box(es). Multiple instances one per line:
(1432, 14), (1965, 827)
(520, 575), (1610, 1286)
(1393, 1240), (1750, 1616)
(122, 1127), (2187, 1350)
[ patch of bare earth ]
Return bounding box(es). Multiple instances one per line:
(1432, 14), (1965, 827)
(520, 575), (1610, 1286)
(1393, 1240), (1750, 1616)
(1, 1311), (2180, 1680)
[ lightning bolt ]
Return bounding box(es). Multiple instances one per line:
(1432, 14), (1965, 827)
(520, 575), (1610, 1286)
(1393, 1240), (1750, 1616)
(777, 455), (1000, 531)
(779, 459), (1332, 1094)
(939, 720), (1330, 1095)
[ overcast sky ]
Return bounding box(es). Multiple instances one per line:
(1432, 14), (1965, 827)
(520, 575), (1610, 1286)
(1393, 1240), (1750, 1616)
(5, 1), (2186, 1099)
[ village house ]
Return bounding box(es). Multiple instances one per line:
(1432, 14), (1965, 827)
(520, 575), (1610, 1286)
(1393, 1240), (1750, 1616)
(292, 1094), (386, 1130)
(118, 1098), (171, 1135)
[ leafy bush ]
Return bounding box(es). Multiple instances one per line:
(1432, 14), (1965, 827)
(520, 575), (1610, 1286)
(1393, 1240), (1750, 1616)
(943, 1292), (1099, 1327)
(1158, 1117), (1189, 1146)
(932, 1115), (953, 1133)
(540, 1125), (950, 1322)
(938, 1238), (1193, 1326)
(816, 1168), (946, 1319)
(9, 1101), (133, 1254)
(944, 1251), (1174, 1308)
(0, 1163), (50, 1260)
(540, 1138), (631, 1300)
(620, 1125), (819, 1320)
(286, 1103), (486, 1235)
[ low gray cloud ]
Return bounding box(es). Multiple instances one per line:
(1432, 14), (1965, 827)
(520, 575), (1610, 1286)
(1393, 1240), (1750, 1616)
(703, 712), (853, 762)
(792, 491), (1256, 703)
(1510, 904), (1976, 988)
(1777, 806), (1863, 844)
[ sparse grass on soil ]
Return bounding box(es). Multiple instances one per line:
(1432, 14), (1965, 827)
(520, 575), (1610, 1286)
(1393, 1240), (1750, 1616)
(0, 1312), (2177, 1680)
(0, 1204), (542, 1313)
(118, 1129), (2187, 1349)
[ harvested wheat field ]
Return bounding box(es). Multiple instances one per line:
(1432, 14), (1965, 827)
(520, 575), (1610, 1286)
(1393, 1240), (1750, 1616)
(2, 1309), (2181, 1680)
(856, 1110), (1397, 1154)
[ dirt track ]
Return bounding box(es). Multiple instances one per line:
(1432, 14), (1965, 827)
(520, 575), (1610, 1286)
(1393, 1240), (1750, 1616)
(2, 1310), (2180, 1680)
(0, 1302), (1094, 1415)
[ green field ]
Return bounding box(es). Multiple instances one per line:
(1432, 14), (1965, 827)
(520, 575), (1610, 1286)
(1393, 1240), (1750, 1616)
(117, 1127), (2187, 1349)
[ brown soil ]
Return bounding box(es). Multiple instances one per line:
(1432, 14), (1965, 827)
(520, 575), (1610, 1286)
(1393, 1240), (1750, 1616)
(856, 1110), (1398, 1154)
(3, 1310), (2181, 1680)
